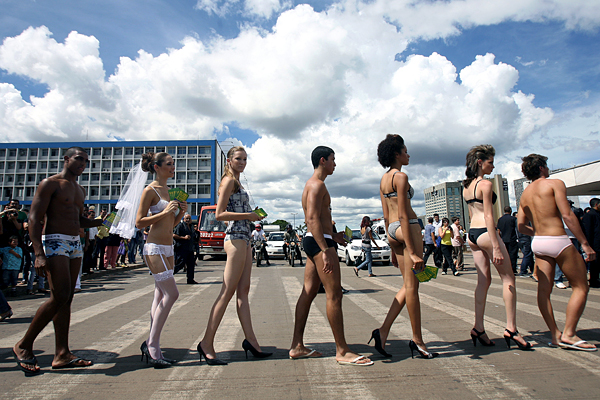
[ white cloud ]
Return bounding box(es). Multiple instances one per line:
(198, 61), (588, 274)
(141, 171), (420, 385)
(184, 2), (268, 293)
(195, 0), (286, 18)
(1, 0), (599, 226)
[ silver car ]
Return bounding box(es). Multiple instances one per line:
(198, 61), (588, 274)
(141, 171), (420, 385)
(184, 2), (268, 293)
(337, 229), (391, 266)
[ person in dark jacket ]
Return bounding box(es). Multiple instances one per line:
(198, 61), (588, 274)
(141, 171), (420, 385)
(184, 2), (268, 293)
(497, 206), (518, 274)
(582, 198), (600, 288)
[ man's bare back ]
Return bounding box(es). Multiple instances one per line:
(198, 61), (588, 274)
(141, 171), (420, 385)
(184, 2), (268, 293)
(519, 178), (569, 236)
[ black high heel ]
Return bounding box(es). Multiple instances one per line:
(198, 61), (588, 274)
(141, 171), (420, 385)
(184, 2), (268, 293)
(140, 341), (171, 368)
(470, 328), (495, 347)
(503, 329), (532, 351)
(368, 329), (392, 357)
(408, 340), (439, 359)
(197, 342), (228, 365)
(241, 339), (273, 359)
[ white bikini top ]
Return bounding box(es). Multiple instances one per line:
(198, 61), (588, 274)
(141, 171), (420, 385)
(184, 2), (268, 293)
(148, 186), (169, 215)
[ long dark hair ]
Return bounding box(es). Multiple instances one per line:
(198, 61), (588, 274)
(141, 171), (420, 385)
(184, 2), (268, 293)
(360, 216), (371, 228)
(464, 145), (495, 187)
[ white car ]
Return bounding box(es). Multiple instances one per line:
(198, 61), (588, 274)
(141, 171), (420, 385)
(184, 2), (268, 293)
(265, 231), (286, 259)
(337, 229), (391, 266)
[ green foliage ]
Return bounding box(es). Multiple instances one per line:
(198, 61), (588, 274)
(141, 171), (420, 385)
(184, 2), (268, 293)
(271, 219), (290, 231)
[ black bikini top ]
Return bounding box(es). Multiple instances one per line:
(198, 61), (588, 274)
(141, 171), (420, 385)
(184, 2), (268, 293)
(465, 179), (497, 205)
(383, 171), (414, 200)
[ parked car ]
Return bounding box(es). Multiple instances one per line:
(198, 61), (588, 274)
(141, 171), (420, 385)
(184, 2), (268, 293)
(337, 229), (391, 266)
(265, 231), (286, 259)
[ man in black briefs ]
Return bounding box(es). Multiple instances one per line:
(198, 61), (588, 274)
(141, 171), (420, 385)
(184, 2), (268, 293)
(288, 146), (372, 366)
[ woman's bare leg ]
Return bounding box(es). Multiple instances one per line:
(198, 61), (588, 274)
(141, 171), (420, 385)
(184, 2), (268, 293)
(236, 243), (262, 351)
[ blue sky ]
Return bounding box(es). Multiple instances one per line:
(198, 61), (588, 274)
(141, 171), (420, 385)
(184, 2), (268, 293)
(1, 0), (599, 223)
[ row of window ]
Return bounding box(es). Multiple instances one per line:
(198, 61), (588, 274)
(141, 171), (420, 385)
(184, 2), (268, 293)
(4, 184), (211, 200)
(0, 146), (212, 159)
(0, 158), (212, 173)
(1, 171), (212, 185)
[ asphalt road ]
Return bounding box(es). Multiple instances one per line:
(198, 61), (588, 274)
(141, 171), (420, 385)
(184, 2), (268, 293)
(1, 253), (599, 399)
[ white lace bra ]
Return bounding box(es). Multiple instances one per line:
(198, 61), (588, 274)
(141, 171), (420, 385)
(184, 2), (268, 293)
(148, 186), (169, 215)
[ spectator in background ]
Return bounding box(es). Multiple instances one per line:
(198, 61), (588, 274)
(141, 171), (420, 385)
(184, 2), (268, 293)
(422, 217), (436, 265)
(128, 227), (143, 264)
(1, 236), (23, 295)
(23, 222), (47, 295)
(173, 213), (198, 284)
(104, 233), (121, 269)
(94, 209), (109, 270)
(83, 210), (98, 275)
(582, 198), (600, 288)
(451, 217), (464, 271)
(497, 206), (519, 274)
(0, 288), (12, 321)
(515, 211), (534, 277)
(432, 213), (443, 268)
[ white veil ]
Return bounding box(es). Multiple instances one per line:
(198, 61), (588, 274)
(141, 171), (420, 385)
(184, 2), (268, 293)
(109, 162), (148, 239)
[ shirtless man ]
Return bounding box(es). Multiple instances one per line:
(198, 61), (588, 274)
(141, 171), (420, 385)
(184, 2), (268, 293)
(288, 146), (373, 366)
(517, 154), (597, 351)
(13, 147), (103, 373)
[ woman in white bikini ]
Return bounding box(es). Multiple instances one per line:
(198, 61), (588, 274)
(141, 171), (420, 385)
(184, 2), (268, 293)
(135, 152), (187, 368)
(369, 134), (438, 359)
(463, 145), (531, 350)
(197, 146), (271, 365)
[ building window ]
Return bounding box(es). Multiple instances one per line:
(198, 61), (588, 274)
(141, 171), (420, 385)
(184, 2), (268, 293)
(199, 159), (210, 167)
(40, 161), (47, 169)
(18, 162), (26, 170)
(188, 159), (197, 168)
(111, 187), (121, 196)
(102, 173), (110, 181)
(135, 148), (143, 155)
(124, 160), (132, 168)
(29, 149), (38, 156)
(199, 147), (210, 154)
(90, 188), (99, 196)
(177, 147), (186, 155)
(4, 189), (12, 198)
(29, 162), (37, 169)
(9, 149), (16, 157)
(102, 148), (111, 156)
(188, 172), (197, 180)
(167, 147), (176, 154)
(81, 174), (89, 181)
(112, 173), (121, 180)
(177, 160), (186, 167)
(50, 149), (58, 157)
(41, 149), (48, 156)
(113, 160), (122, 168)
(7, 162), (15, 170)
(27, 174), (35, 182)
(92, 148), (101, 156)
(0, 149), (5, 156)
(102, 161), (110, 169)
(91, 173), (99, 181)
(125, 147), (133, 155)
(155, 147), (165, 152)
(188, 147), (197, 155)
(17, 175), (25, 183)
(199, 185), (211, 194)
(26, 187), (35, 197)
(101, 187), (110, 196)
(188, 186), (197, 194)
(19, 149), (27, 157)
(7, 176), (14, 183)
(0, 161), (3, 169)
(114, 148), (122, 156)
(50, 161), (58, 169)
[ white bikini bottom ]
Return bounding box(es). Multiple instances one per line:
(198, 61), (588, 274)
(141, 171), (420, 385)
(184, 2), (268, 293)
(143, 243), (175, 282)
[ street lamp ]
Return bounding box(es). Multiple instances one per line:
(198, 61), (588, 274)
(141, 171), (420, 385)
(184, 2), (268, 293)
(291, 212), (298, 228)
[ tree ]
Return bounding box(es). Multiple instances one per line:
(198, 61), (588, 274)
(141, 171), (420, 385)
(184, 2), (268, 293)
(271, 219), (290, 231)
(296, 223), (307, 235)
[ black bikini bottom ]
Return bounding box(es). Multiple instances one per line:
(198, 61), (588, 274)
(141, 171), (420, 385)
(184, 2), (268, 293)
(469, 228), (487, 246)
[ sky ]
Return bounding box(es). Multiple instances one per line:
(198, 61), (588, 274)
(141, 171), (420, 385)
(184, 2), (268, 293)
(1, 0), (599, 228)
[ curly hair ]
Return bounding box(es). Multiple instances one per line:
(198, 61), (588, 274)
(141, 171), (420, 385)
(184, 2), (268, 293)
(464, 144), (495, 187)
(521, 153), (548, 181)
(377, 134), (405, 168)
(141, 152), (170, 175)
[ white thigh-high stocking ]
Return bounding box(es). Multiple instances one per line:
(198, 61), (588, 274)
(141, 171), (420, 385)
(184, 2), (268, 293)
(147, 277), (179, 359)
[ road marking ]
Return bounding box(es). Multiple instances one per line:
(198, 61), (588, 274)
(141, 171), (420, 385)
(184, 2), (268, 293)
(281, 276), (377, 400)
(149, 278), (259, 400)
(370, 276), (600, 379)
(2, 276), (220, 400)
(342, 281), (535, 399)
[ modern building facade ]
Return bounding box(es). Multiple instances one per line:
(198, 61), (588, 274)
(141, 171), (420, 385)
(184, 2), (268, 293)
(424, 174), (510, 230)
(0, 140), (225, 217)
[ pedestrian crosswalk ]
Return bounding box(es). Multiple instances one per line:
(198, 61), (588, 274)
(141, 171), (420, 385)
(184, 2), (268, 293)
(1, 262), (598, 399)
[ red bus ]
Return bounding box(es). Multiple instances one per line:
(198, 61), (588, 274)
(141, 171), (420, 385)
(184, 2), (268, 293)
(197, 205), (227, 260)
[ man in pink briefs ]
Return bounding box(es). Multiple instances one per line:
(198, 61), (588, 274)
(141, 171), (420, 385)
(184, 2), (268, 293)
(517, 154), (596, 351)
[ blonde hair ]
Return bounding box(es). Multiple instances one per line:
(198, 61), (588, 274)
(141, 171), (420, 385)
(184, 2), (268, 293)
(464, 144), (495, 187)
(220, 146), (246, 193)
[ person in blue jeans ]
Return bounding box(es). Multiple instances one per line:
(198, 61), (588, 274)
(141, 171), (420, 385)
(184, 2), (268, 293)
(1, 236), (23, 295)
(354, 216), (380, 277)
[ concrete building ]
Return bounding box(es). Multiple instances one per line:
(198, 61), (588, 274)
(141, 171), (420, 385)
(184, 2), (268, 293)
(425, 174), (510, 229)
(0, 140), (225, 216)
(424, 181), (468, 228)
